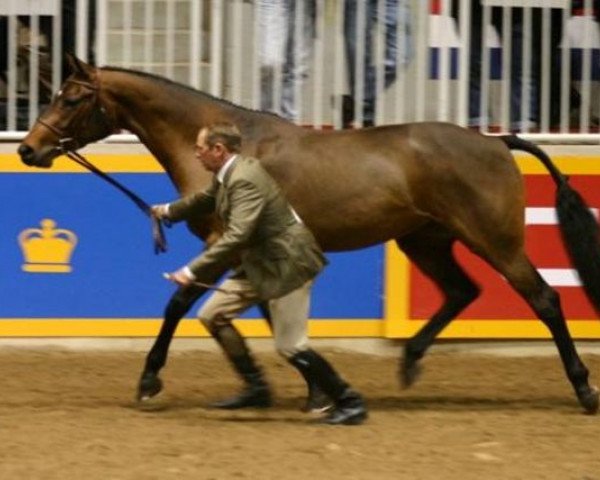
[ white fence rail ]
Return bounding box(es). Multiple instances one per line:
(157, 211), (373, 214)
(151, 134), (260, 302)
(1, 0), (599, 143)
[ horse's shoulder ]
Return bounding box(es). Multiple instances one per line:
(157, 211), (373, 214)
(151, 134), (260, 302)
(231, 156), (271, 182)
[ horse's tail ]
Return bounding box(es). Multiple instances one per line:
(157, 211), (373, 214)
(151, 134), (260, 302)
(500, 134), (600, 315)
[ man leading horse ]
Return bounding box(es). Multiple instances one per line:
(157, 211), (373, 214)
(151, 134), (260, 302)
(152, 122), (368, 426)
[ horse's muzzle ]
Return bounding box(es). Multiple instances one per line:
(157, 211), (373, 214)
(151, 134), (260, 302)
(17, 143), (36, 165)
(17, 143), (53, 168)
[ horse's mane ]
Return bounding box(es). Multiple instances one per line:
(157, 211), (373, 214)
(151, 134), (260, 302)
(101, 66), (284, 121)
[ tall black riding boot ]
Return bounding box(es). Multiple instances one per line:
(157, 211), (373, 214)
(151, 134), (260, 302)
(208, 323), (272, 409)
(210, 352), (272, 409)
(287, 357), (333, 413)
(289, 349), (367, 425)
(258, 301), (327, 412)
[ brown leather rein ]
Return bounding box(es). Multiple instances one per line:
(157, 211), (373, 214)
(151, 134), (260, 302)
(35, 79), (169, 254)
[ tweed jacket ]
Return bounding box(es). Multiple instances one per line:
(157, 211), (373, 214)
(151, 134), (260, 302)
(168, 155), (327, 299)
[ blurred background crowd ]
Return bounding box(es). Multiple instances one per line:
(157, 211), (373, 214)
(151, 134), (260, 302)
(1, 0), (598, 136)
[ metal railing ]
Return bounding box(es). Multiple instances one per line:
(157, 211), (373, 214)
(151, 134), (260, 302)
(1, 0), (599, 143)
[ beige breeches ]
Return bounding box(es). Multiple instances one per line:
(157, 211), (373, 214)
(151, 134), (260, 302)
(197, 278), (311, 358)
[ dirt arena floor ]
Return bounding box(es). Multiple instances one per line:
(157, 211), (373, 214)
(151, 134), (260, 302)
(0, 346), (599, 480)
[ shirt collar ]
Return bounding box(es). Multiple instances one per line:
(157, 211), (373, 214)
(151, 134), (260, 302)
(216, 154), (238, 184)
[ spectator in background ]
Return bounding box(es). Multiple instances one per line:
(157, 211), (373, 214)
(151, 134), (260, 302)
(258, 0), (412, 128)
(560, 0), (600, 127)
(0, 1), (96, 129)
(452, 0), (563, 132)
(0, 15), (52, 129)
(0, 17), (7, 92)
(258, 0), (315, 123)
(343, 0), (413, 128)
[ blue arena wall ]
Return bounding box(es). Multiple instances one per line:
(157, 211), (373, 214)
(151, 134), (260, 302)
(0, 151), (385, 336)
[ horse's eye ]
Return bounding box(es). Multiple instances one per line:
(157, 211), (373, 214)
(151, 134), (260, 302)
(63, 97), (82, 107)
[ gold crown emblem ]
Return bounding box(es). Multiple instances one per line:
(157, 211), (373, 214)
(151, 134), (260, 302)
(18, 219), (78, 273)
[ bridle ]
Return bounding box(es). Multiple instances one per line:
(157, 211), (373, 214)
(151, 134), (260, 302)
(36, 78), (114, 151)
(35, 77), (170, 254)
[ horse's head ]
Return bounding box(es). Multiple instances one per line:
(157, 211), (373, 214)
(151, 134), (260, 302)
(18, 54), (115, 168)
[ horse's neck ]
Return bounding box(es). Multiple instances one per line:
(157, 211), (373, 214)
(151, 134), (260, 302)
(102, 73), (220, 192)
(102, 70), (302, 194)
(106, 77), (196, 146)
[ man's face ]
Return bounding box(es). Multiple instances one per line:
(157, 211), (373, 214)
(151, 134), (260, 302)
(195, 129), (225, 173)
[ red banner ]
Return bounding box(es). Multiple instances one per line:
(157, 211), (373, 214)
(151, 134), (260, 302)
(409, 175), (600, 321)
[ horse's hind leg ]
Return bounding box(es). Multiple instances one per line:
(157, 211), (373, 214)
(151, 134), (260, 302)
(396, 226), (480, 388)
(497, 253), (599, 414)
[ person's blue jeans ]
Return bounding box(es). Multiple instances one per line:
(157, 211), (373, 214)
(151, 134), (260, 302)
(468, 13), (540, 130)
(344, 0), (413, 125)
(259, 0), (315, 122)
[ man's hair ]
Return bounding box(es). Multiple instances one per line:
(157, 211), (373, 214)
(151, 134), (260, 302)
(203, 122), (242, 153)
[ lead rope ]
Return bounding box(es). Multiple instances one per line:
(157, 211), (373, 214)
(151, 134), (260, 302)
(60, 142), (170, 254)
(187, 277), (251, 298)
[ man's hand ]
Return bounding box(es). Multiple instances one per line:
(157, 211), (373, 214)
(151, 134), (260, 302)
(151, 204), (170, 220)
(163, 267), (195, 287)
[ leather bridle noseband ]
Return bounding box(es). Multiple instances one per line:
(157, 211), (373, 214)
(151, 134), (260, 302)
(34, 77), (169, 254)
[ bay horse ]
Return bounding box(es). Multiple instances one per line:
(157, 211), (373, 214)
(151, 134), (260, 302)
(18, 55), (600, 414)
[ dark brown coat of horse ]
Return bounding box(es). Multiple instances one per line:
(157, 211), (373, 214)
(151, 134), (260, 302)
(18, 56), (600, 413)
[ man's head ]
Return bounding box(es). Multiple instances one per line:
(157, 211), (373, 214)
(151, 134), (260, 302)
(195, 122), (242, 173)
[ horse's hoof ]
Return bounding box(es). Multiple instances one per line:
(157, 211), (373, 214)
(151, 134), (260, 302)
(400, 359), (422, 389)
(579, 386), (599, 415)
(137, 374), (163, 402)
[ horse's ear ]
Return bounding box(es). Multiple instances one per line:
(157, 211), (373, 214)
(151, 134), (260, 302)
(65, 53), (94, 78)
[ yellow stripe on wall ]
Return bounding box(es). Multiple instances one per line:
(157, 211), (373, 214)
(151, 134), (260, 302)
(0, 153), (164, 173)
(1, 153), (600, 174)
(516, 155), (600, 175)
(0, 319), (384, 337)
(388, 318), (600, 339)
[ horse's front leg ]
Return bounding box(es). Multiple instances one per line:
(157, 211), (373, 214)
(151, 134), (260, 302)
(137, 285), (206, 401)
